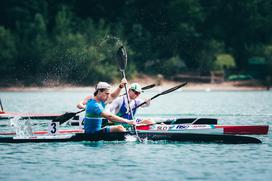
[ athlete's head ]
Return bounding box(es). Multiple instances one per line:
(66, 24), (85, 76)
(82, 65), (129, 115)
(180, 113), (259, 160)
(129, 83), (142, 99)
(94, 82), (111, 101)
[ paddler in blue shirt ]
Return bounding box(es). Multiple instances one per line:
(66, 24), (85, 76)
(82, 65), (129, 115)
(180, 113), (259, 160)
(77, 78), (127, 110)
(84, 82), (135, 134)
(107, 83), (155, 126)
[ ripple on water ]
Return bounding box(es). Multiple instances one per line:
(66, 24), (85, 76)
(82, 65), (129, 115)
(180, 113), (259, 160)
(0, 91), (272, 181)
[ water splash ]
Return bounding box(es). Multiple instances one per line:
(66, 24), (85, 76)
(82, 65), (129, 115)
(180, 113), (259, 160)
(141, 137), (149, 144)
(124, 135), (137, 142)
(10, 116), (33, 138)
(98, 35), (124, 48)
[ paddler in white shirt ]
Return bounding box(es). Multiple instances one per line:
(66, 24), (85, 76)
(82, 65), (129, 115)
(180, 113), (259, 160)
(107, 83), (155, 125)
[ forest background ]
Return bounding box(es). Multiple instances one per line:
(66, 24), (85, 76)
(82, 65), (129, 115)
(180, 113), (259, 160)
(1, 0), (272, 87)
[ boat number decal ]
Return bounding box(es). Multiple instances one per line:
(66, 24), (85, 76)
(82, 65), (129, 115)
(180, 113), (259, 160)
(156, 125), (169, 131)
(48, 122), (59, 135)
(156, 125), (189, 131)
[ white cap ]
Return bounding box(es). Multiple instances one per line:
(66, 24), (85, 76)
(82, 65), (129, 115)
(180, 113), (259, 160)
(95, 82), (111, 91)
(130, 83), (142, 93)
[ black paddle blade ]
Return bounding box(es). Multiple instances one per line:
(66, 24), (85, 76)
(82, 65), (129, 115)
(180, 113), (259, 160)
(52, 112), (76, 125)
(142, 84), (156, 90)
(159, 82), (187, 96)
(150, 82), (188, 100)
(116, 46), (127, 71)
(52, 109), (85, 125)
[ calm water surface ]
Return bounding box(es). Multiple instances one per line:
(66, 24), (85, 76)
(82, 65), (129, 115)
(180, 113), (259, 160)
(0, 89), (271, 181)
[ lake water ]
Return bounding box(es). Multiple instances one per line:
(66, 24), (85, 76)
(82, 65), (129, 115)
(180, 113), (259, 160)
(0, 89), (271, 181)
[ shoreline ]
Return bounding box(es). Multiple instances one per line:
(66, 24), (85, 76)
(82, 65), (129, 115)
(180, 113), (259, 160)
(0, 75), (270, 92)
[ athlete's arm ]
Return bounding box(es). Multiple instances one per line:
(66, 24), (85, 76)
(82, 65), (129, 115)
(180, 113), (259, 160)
(109, 78), (127, 100)
(137, 98), (151, 108)
(77, 95), (92, 109)
(101, 111), (135, 125)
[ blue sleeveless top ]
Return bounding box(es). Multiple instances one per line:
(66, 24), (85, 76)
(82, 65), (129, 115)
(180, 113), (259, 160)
(117, 97), (138, 120)
(84, 99), (105, 134)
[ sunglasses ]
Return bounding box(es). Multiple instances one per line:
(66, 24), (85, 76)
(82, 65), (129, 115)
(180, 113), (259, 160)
(131, 89), (140, 96)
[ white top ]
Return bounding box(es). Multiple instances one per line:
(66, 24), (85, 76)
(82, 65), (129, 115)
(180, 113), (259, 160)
(106, 95), (150, 115)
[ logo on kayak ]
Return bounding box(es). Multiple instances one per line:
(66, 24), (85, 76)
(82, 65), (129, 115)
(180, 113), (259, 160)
(190, 125), (212, 129)
(155, 124), (189, 131)
(174, 125), (189, 130)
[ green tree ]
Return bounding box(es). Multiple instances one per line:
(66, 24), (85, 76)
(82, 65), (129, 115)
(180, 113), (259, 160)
(213, 53), (236, 71)
(264, 45), (272, 76)
(0, 26), (17, 81)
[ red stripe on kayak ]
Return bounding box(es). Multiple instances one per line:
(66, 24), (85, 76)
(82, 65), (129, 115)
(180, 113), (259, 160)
(136, 125), (151, 130)
(35, 129), (84, 135)
(215, 125), (269, 135)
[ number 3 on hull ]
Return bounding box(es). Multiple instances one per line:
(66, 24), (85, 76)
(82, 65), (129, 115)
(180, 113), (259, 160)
(48, 122), (59, 135)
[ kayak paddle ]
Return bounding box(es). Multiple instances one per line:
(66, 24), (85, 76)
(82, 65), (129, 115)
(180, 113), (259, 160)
(116, 46), (141, 141)
(52, 109), (85, 125)
(0, 98), (4, 112)
(121, 82), (188, 117)
(142, 84), (156, 90)
(119, 83), (156, 97)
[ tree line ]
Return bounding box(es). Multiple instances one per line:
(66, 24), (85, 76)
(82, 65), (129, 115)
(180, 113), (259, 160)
(0, 0), (272, 86)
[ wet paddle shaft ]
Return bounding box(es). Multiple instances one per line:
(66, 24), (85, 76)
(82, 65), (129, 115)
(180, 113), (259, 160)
(116, 47), (134, 119)
(0, 99), (4, 112)
(116, 46), (140, 140)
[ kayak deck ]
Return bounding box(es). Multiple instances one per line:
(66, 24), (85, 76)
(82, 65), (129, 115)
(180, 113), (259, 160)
(137, 124), (269, 135)
(0, 132), (262, 144)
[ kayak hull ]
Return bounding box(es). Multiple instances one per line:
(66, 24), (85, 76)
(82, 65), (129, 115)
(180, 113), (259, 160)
(0, 132), (262, 144)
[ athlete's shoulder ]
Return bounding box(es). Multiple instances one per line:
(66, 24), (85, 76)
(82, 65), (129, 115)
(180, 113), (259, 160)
(112, 96), (124, 103)
(87, 99), (99, 107)
(84, 95), (93, 101)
